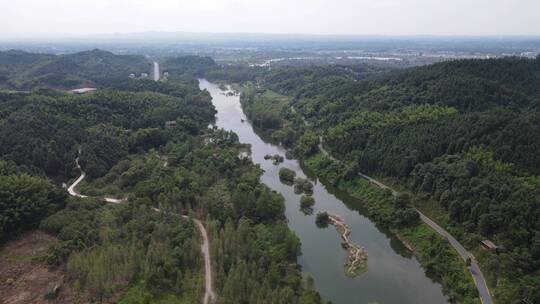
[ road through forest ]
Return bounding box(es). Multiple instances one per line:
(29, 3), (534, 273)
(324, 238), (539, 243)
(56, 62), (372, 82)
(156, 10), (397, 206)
(317, 137), (492, 304)
(67, 154), (215, 304)
(153, 61), (160, 81)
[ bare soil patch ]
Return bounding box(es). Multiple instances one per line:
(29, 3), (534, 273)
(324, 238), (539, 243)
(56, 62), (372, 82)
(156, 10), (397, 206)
(0, 231), (80, 304)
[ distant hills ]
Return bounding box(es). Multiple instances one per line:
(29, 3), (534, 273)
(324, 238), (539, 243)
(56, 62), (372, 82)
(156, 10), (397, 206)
(0, 49), (151, 90)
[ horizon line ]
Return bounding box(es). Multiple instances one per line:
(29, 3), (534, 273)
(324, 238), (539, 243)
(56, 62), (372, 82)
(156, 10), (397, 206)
(1, 31), (540, 40)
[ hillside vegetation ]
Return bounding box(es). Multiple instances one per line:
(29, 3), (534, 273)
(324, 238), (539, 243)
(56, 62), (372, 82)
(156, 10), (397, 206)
(0, 51), (327, 303)
(213, 57), (540, 303)
(0, 49), (150, 89)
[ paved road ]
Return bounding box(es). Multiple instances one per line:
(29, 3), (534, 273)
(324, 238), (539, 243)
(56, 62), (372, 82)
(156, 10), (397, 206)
(68, 156), (215, 304)
(153, 61), (160, 81)
(416, 210), (492, 304)
(317, 136), (492, 304)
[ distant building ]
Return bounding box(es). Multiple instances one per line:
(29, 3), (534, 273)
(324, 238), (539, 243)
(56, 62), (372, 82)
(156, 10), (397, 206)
(70, 88), (97, 95)
(129, 73), (136, 78)
(163, 71), (169, 77)
(481, 240), (499, 253)
(141, 73), (149, 78)
(165, 121), (177, 129)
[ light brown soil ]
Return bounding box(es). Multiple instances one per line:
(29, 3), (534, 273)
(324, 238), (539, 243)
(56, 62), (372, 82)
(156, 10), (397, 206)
(0, 231), (80, 304)
(327, 213), (368, 277)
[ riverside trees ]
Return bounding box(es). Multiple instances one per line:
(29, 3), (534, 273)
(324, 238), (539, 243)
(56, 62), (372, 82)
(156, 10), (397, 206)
(208, 56), (540, 303)
(0, 51), (328, 303)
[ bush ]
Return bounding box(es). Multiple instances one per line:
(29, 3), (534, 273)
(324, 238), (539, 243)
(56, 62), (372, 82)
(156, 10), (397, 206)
(294, 177), (314, 194)
(279, 167), (296, 183)
(315, 212), (329, 228)
(0, 173), (66, 242)
(300, 195), (315, 209)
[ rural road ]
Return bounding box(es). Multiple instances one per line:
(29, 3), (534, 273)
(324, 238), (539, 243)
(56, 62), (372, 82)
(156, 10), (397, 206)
(193, 217), (215, 304)
(67, 155), (88, 199)
(317, 135), (492, 304)
(153, 61), (160, 81)
(67, 153), (125, 203)
(417, 211), (492, 304)
(68, 155), (215, 304)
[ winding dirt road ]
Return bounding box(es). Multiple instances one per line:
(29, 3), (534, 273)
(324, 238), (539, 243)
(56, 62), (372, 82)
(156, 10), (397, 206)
(68, 156), (215, 304)
(67, 154), (124, 203)
(193, 218), (215, 304)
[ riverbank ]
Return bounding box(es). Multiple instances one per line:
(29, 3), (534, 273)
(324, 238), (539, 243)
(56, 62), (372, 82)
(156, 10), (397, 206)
(233, 84), (477, 302)
(304, 152), (480, 304)
(237, 82), (484, 303)
(208, 79), (450, 304)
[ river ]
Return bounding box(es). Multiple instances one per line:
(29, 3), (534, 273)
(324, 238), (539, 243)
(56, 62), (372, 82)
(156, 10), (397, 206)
(200, 79), (449, 304)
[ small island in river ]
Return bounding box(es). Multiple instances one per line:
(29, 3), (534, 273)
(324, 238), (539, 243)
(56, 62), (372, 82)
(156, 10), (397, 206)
(264, 154), (284, 165)
(319, 212), (368, 277)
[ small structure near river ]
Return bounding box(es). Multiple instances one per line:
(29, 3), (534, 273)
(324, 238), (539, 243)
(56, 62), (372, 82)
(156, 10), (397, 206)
(481, 239), (499, 253)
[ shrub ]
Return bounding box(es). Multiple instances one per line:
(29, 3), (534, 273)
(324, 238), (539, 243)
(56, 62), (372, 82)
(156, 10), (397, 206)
(300, 195), (315, 209)
(315, 212), (329, 228)
(294, 177), (314, 194)
(279, 167), (296, 183)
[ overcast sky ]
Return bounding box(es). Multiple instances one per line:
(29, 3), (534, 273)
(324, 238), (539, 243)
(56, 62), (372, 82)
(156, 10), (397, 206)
(1, 0), (539, 37)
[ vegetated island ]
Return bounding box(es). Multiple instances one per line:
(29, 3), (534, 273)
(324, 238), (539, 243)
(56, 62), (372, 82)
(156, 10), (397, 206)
(264, 154), (284, 165)
(317, 212), (368, 277)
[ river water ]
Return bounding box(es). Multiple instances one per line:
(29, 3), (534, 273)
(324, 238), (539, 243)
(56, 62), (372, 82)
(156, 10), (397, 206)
(200, 79), (448, 304)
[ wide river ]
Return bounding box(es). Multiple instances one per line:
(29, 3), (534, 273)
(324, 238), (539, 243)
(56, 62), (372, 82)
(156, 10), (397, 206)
(200, 79), (449, 304)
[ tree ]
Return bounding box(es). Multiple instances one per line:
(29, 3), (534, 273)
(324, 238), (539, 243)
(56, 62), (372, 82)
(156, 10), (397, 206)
(300, 195), (315, 209)
(0, 173), (66, 242)
(279, 167), (296, 183)
(315, 212), (330, 228)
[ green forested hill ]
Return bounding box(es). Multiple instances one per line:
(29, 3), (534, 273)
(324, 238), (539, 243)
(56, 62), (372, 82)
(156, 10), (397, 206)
(219, 57), (540, 303)
(0, 49), (150, 89)
(162, 55), (217, 78)
(284, 57), (540, 175)
(0, 52), (327, 304)
(292, 56), (540, 112)
(0, 88), (214, 178)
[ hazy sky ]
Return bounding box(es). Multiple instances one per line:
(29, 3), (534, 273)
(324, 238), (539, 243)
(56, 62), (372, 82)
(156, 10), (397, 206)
(1, 0), (539, 36)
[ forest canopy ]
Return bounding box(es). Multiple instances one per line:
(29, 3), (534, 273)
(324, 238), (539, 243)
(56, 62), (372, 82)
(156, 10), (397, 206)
(208, 56), (540, 303)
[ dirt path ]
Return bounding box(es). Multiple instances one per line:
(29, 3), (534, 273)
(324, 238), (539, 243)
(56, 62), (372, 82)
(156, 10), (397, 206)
(68, 157), (215, 304)
(67, 154), (125, 203)
(193, 218), (215, 304)
(66, 155), (88, 199)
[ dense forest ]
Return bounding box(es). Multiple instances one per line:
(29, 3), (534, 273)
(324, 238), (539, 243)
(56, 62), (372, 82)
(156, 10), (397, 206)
(0, 49), (150, 89)
(212, 56), (540, 303)
(35, 129), (325, 303)
(0, 50), (326, 303)
(3, 48), (539, 303)
(0, 86), (214, 178)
